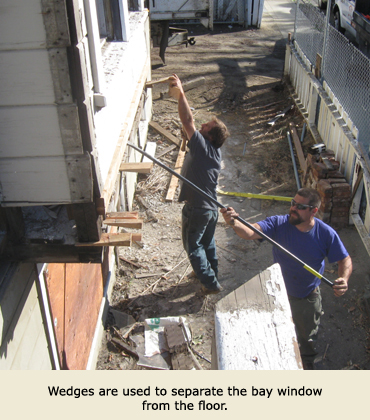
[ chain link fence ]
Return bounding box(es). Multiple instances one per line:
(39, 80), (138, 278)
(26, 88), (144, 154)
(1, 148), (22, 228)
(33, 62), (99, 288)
(294, 0), (370, 153)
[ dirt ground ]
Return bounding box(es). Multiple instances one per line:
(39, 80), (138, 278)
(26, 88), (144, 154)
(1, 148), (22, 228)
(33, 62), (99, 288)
(96, 15), (370, 370)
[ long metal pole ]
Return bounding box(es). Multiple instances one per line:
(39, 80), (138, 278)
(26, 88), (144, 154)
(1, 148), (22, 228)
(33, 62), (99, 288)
(128, 142), (334, 287)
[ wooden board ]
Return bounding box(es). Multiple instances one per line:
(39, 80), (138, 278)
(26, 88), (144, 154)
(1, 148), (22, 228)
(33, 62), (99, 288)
(75, 232), (142, 247)
(289, 122), (307, 173)
(106, 211), (139, 219)
(165, 149), (186, 201)
(213, 263), (302, 370)
(119, 162), (153, 173)
(103, 218), (143, 229)
(149, 121), (181, 147)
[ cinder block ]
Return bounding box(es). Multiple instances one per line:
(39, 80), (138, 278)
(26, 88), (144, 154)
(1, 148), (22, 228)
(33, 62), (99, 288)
(317, 179), (333, 197)
(312, 162), (328, 179)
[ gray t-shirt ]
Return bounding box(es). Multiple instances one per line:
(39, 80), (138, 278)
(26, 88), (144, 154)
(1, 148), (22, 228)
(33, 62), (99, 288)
(178, 130), (221, 210)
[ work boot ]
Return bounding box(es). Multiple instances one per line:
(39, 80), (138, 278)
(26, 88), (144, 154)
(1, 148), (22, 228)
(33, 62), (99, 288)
(201, 284), (223, 294)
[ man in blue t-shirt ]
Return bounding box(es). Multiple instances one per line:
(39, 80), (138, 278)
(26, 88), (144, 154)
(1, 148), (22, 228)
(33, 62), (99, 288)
(221, 188), (352, 369)
(169, 74), (229, 294)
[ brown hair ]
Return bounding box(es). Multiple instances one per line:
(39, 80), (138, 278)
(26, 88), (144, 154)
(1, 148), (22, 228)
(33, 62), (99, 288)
(208, 117), (230, 149)
(297, 188), (321, 208)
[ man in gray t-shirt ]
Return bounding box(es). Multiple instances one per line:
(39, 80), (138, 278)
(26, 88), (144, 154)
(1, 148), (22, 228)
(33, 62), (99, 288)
(170, 74), (229, 293)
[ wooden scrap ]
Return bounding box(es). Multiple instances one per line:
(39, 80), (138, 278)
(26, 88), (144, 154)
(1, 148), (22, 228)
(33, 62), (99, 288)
(288, 122), (307, 173)
(165, 149), (186, 202)
(145, 76), (171, 88)
(106, 211), (139, 219)
(111, 337), (138, 359)
(155, 144), (177, 158)
(75, 232), (142, 247)
(161, 76), (205, 99)
(103, 218), (143, 229)
(135, 272), (164, 279)
(119, 256), (142, 268)
(149, 121), (181, 147)
(119, 162), (153, 173)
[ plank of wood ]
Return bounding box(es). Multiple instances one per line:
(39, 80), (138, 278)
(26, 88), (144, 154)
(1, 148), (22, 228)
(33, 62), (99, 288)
(145, 76), (171, 88)
(119, 162), (153, 173)
(75, 232), (142, 247)
(288, 122), (307, 173)
(149, 121), (181, 147)
(155, 144), (177, 158)
(106, 211), (139, 219)
(103, 218), (143, 229)
(165, 149), (186, 202)
(135, 272), (164, 279)
(161, 76), (205, 99)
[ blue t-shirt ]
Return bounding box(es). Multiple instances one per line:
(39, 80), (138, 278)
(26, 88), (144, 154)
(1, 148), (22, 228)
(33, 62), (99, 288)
(257, 215), (349, 298)
(178, 130), (221, 210)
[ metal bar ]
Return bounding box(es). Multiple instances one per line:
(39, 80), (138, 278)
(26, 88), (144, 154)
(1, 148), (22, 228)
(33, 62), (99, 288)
(287, 131), (301, 189)
(127, 142), (334, 287)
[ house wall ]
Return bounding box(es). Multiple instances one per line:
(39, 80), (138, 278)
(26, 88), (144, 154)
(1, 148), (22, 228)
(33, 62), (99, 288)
(0, 0), (93, 207)
(0, 263), (52, 370)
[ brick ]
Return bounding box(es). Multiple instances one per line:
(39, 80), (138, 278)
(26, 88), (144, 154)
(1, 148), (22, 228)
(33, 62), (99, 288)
(330, 216), (349, 228)
(312, 162), (328, 179)
(319, 201), (333, 212)
(331, 209), (349, 218)
(326, 170), (345, 178)
(327, 178), (346, 184)
(332, 182), (351, 194)
(317, 211), (331, 224)
(317, 179), (333, 197)
(320, 149), (335, 159)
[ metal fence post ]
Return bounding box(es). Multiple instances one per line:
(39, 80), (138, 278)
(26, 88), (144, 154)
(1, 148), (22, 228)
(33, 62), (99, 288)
(320, 0), (332, 82)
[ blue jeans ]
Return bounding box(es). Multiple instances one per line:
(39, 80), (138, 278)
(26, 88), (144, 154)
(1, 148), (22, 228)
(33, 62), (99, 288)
(288, 287), (322, 365)
(182, 204), (220, 290)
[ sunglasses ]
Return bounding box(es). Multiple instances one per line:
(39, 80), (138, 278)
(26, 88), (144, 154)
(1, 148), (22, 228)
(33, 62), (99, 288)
(290, 199), (315, 211)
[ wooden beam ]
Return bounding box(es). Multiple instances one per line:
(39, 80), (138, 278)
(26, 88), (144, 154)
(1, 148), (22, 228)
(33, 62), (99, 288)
(165, 149), (186, 202)
(145, 76), (171, 88)
(119, 162), (153, 173)
(288, 122), (307, 173)
(103, 218), (143, 229)
(75, 232), (142, 247)
(106, 211), (138, 219)
(155, 144), (177, 158)
(149, 121), (181, 147)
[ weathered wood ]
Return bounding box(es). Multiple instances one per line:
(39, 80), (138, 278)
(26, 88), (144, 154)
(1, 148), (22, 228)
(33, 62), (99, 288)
(149, 121), (181, 147)
(103, 218), (143, 229)
(165, 149), (186, 201)
(135, 272), (163, 279)
(161, 76), (205, 99)
(213, 264), (302, 370)
(71, 203), (101, 242)
(106, 211), (139, 219)
(288, 122), (307, 173)
(155, 144), (177, 158)
(145, 76), (171, 88)
(119, 162), (153, 173)
(0, 243), (103, 263)
(75, 232), (142, 247)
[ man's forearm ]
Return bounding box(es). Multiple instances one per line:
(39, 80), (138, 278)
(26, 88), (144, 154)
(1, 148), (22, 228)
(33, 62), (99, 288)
(338, 255), (352, 282)
(178, 92), (193, 127)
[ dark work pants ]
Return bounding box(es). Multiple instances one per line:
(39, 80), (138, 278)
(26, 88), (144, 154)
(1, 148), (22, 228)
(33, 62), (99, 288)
(181, 204), (220, 290)
(288, 287), (322, 365)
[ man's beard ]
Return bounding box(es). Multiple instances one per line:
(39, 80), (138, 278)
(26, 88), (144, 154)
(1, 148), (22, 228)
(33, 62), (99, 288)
(289, 210), (303, 226)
